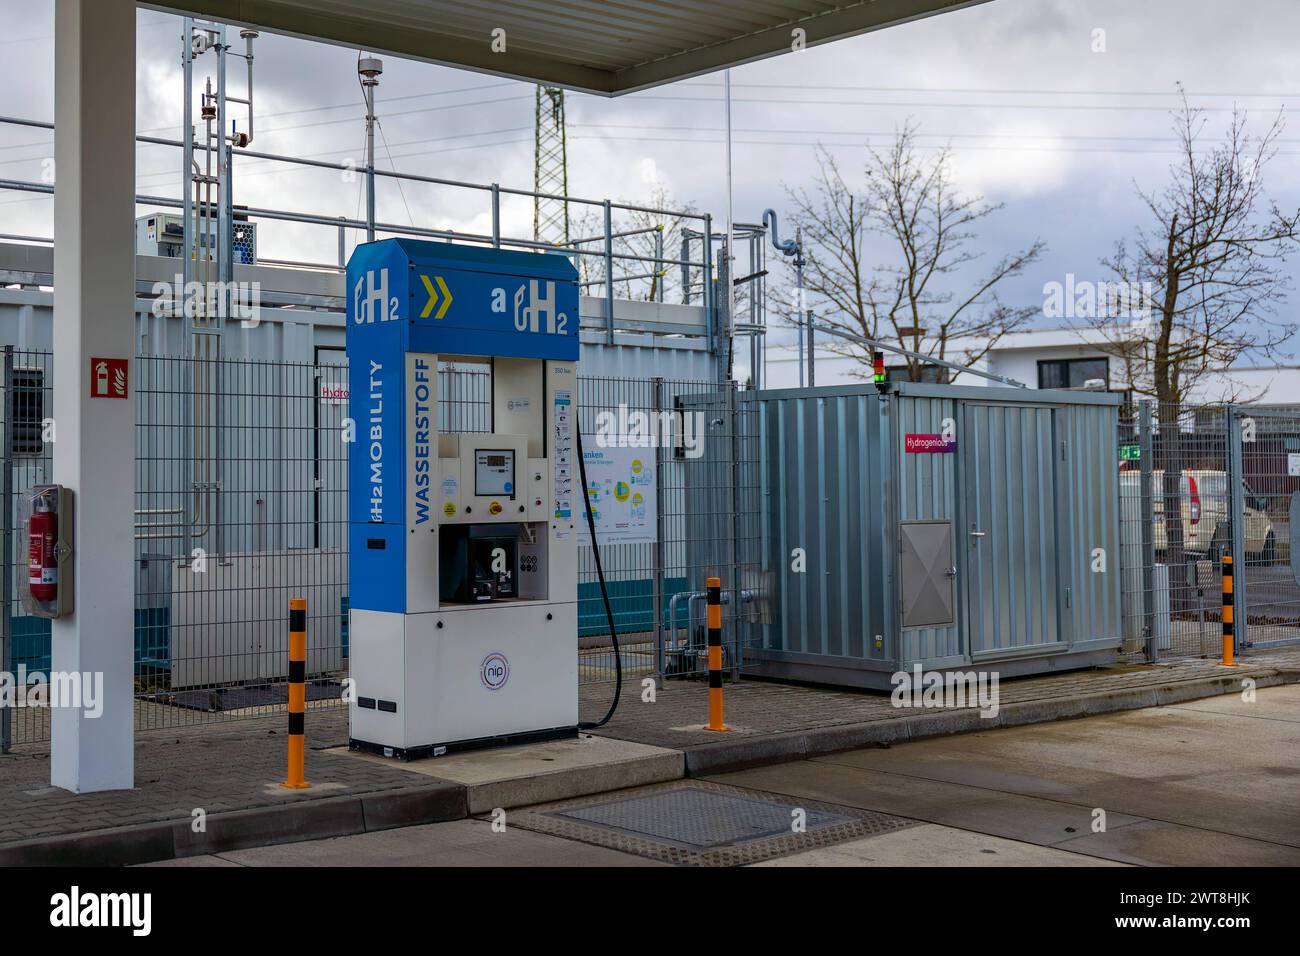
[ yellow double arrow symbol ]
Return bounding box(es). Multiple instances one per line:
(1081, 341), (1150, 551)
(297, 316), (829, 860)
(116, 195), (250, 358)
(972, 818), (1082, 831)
(419, 274), (453, 319)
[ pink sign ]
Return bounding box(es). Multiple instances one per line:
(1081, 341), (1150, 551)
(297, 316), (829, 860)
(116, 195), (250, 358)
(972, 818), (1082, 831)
(905, 433), (955, 454)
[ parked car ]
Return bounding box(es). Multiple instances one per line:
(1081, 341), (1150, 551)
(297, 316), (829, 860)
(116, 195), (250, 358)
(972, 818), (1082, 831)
(1119, 469), (1276, 562)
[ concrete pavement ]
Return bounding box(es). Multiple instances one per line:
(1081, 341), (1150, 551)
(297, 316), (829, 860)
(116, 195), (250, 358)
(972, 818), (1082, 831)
(148, 684), (1300, 867)
(711, 684), (1300, 866)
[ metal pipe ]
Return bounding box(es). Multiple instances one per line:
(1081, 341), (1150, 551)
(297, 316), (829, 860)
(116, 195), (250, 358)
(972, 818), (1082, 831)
(182, 18), (194, 330)
(653, 377), (666, 678)
(568, 225), (664, 246)
(1, 346), (13, 753)
(602, 200), (614, 346)
(724, 70), (736, 379)
(490, 183), (500, 248)
(1138, 400), (1155, 661)
(361, 56), (381, 242)
(654, 227), (664, 302)
(0, 115), (709, 222)
(239, 30), (257, 145)
(0, 177), (703, 271)
(579, 270), (662, 287)
(703, 214), (714, 357)
(216, 24), (230, 298)
(675, 589), (753, 666)
(680, 235), (691, 305)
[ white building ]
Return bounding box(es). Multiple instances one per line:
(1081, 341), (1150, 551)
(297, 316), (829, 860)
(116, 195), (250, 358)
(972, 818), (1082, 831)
(766, 325), (1300, 404)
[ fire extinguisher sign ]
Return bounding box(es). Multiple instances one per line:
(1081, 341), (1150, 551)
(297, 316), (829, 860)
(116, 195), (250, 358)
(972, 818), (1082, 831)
(89, 357), (129, 399)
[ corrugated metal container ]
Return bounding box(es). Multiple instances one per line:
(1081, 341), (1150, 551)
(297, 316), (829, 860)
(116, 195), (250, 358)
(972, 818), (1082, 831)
(688, 381), (1122, 688)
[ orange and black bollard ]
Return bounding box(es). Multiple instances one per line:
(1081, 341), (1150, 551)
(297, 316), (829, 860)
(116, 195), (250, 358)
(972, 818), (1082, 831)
(1220, 552), (1236, 667)
(282, 597), (311, 788)
(705, 576), (729, 732)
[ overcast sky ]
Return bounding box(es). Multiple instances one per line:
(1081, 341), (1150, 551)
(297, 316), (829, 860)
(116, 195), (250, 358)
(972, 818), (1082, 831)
(2, 0), (1300, 367)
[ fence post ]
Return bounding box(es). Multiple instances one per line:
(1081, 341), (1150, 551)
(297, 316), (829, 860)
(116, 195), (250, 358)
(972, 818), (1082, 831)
(726, 385), (741, 682)
(653, 226), (664, 302)
(490, 183), (500, 248)
(1226, 405), (1248, 652)
(703, 214), (714, 357)
(1220, 551), (1236, 666)
(603, 200), (615, 346)
(282, 596), (310, 789)
(652, 377), (666, 681)
(705, 576), (728, 732)
(1138, 400), (1156, 662)
(0, 346), (12, 753)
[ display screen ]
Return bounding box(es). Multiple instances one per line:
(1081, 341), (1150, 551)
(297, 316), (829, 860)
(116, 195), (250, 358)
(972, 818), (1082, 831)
(474, 449), (515, 498)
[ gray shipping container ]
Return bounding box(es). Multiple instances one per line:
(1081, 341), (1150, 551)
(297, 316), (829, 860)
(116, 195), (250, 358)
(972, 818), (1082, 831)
(686, 382), (1122, 688)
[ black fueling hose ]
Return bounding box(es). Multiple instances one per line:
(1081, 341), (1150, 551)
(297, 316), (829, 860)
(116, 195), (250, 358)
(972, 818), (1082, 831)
(575, 418), (622, 729)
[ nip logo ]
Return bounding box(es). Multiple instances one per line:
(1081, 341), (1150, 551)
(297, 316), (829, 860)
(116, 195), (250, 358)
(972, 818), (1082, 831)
(480, 652), (510, 691)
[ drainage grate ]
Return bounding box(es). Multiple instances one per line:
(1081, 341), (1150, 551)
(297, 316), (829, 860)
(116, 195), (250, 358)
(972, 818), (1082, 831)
(502, 780), (919, 866)
(553, 788), (851, 849)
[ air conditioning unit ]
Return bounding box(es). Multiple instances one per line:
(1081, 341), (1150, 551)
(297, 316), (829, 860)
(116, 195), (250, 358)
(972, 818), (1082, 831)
(135, 211), (257, 264)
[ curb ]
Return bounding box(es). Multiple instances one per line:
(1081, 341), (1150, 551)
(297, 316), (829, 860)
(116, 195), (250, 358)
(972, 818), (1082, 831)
(459, 748), (684, 815)
(0, 780), (467, 867)
(679, 668), (1296, 776)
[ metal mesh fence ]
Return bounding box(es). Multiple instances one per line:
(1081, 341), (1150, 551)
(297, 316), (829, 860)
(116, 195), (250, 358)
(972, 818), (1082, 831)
(131, 354), (349, 730)
(0, 353), (733, 746)
(1116, 399), (1300, 661)
(1118, 401), (1233, 660)
(1236, 406), (1300, 649)
(9, 357), (1293, 749)
(573, 377), (760, 687)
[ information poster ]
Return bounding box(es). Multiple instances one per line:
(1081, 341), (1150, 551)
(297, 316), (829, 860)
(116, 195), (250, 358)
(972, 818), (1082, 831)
(576, 445), (657, 546)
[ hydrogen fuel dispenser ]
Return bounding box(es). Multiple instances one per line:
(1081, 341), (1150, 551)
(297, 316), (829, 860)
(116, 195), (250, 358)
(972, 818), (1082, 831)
(346, 238), (580, 758)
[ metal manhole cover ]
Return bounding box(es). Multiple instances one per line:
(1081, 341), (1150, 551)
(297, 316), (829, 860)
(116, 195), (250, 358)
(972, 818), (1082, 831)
(502, 780), (919, 866)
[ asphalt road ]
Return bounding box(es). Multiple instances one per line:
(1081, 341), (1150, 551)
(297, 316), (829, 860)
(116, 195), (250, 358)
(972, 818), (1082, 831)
(148, 685), (1300, 867)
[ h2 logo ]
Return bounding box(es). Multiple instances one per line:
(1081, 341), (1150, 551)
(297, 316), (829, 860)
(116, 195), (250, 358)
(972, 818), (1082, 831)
(353, 268), (399, 324)
(492, 280), (568, 336)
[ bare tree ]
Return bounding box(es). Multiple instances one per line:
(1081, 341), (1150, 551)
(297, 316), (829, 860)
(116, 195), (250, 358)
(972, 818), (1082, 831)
(786, 124), (1044, 382)
(1087, 88), (1299, 405)
(1084, 89), (1300, 579)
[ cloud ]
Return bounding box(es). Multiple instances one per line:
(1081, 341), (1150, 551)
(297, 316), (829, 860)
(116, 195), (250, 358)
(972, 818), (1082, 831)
(1, 0), (1299, 334)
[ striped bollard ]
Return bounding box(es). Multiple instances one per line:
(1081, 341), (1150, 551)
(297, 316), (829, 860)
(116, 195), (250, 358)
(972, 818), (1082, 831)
(1220, 552), (1236, 667)
(705, 577), (729, 732)
(282, 597), (311, 788)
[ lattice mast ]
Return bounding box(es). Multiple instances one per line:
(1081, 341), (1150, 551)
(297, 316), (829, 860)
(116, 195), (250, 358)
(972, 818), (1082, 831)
(533, 86), (570, 245)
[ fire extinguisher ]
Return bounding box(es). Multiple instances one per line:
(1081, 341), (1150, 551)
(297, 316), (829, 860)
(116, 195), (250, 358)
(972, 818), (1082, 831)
(28, 497), (57, 604)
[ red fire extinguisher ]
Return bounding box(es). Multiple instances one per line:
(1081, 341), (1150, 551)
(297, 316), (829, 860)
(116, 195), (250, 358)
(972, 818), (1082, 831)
(28, 498), (57, 604)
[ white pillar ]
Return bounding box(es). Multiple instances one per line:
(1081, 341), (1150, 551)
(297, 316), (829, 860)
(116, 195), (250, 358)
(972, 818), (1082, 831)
(50, 0), (136, 792)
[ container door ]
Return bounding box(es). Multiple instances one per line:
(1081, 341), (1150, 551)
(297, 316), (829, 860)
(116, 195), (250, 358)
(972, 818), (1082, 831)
(962, 403), (1063, 657)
